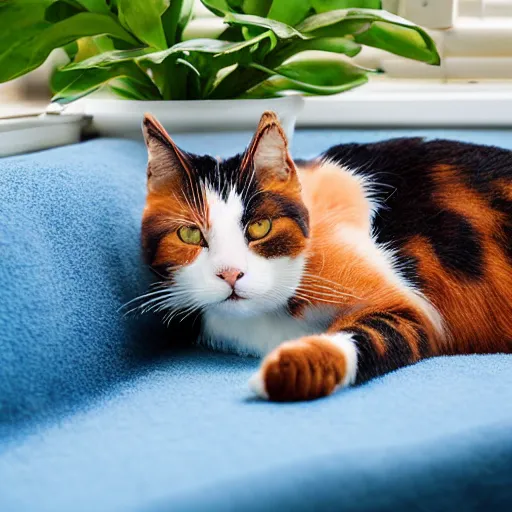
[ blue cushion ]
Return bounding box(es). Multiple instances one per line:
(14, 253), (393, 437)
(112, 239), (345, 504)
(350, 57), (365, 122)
(0, 129), (511, 511)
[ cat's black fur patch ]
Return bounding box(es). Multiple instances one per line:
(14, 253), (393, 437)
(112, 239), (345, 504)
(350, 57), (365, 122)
(370, 310), (431, 359)
(392, 251), (423, 289)
(141, 215), (174, 265)
(352, 320), (413, 383)
(243, 191), (309, 238)
(322, 138), (507, 282)
(426, 210), (484, 279)
(182, 153), (310, 236)
(255, 232), (301, 258)
(183, 153), (255, 204)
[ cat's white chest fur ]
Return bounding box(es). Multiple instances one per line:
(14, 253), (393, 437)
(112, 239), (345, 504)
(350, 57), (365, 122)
(201, 306), (336, 357)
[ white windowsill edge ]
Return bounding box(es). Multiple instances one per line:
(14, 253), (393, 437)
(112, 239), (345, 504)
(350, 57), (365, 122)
(298, 81), (512, 127)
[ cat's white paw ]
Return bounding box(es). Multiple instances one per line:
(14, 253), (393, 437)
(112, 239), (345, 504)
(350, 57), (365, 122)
(248, 370), (268, 400)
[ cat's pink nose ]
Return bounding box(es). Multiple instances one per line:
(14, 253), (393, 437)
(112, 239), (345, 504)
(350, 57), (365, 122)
(217, 268), (244, 288)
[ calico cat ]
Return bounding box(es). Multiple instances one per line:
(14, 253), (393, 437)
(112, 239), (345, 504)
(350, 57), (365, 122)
(139, 111), (511, 402)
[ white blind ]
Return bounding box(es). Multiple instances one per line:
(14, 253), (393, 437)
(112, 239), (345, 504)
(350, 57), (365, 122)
(366, 0), (512, 79)
(460, 0), (512, 16)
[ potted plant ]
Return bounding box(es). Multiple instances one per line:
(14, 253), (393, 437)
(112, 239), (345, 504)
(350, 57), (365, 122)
(0, 0), (439, 140)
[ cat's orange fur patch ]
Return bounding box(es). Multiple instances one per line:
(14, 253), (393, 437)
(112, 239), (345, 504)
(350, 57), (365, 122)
(142, 191), (207, 268)
(405, 233), (512, 354)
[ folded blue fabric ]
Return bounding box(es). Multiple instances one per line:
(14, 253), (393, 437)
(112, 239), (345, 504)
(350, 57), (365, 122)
(0, 139), (169, 434)
(0, 129), (511, 511)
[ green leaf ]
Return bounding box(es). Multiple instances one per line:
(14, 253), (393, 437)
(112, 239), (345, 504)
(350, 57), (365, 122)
(45, 1), (83, 22)
(354, 20), (439, 64)
(0, 1), (51, 51)
(200, 0), (231, 16)
(227, 0), (272, 16)
(161, 0), (194, 45)
(0, 12), (138, 83)
(299, 8), (411, 32)
(245, 58), (368, 97)
(210, 36), (361, 99)
(297, 9), (440, 64)
(60, 48), (155, 70)
(72, 35), (115, 62)
(267, 0), (312, 26)
(289, 36), (361, 57)
(311, 0), (381, 11)
(75, 0), (110, 13)
(224, 13), (307, 40)
(109, 77), (153, 100)
(62, 41), (79, 61)
(111, 74), (163, 100)
(298, 9), (374, 35)
(117, 0), (169, 50)
(217, 25), (245, 42)
(45, 0), (110, 21)
(141, 33), (276, 68)
(52, 61), (161, 103)
(58, 31), (278, 99)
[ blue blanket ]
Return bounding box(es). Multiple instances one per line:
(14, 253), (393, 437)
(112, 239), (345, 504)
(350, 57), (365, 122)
(0, 129), (511, 511)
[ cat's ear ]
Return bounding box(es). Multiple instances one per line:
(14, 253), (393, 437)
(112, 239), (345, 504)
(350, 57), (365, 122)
(142, 113), (191, 191)
(243, 111), (295, 183)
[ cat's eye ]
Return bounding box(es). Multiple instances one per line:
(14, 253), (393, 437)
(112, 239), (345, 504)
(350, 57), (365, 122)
(178, 226), (203, 245)
(247, 218), (272, 240)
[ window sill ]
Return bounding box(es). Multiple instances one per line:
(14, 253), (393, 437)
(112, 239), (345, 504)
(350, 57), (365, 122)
(299, 80), (512, 127)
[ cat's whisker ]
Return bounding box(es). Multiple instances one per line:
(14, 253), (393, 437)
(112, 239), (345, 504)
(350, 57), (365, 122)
(170, 193), (205, 227)
(147, 281), (171, 290)
(244, 188), (266, 207)
(150, 292), (192, 310)
(163, 300), (202, 325)
(194, 179), (207, 220)
(119, 288), (174, 313)
(241, 166), (256, 202)
(300, 272), (362, 298)
(297, 281), (361, 300)
(299, 276), (353, 292)
(149, 265), (183, 280)
(180, 304), (204, 323)
(128, 295), (176, 316)
(125, 285), (203, 317)
(180, 189), (205, 228)
(187, 175), (202, 214)
(292, 292), (349, 306)
(291, 285), (343, 300)
(294, 286), (353, 302)
(215, 159), (221, 193)
(280, 282), (351, 306)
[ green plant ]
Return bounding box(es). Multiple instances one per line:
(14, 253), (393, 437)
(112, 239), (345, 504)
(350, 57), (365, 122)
(0, 0), (440, 103)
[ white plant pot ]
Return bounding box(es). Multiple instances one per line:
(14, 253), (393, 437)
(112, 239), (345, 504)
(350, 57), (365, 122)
(65, 96), (304, 143)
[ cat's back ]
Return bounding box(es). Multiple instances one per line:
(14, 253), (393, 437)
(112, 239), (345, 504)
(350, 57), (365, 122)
(321, 137), (512, 262)
(317, 137), (512, 354)
(322, 137), (512, 207)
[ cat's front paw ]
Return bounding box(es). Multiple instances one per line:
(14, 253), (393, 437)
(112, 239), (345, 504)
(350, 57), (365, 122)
(249, 334), (357, 402)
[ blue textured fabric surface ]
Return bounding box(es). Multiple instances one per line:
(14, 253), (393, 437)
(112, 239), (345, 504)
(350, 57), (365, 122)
(1, 129), (511, 511)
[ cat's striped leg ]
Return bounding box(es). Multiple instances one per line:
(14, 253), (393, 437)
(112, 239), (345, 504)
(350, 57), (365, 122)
(249, 308), (439, 402)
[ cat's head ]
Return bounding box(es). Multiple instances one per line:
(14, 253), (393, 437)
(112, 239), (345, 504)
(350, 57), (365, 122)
(141, 111), (309, 318)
